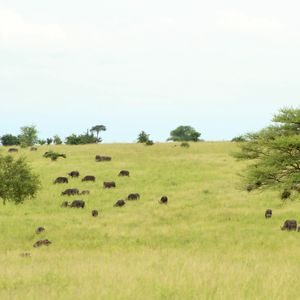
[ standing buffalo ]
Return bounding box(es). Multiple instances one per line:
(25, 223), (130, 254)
(103, 182), (116, 189)
(114, 200), (125, 207)
(92, 210), (98, 217)
(281, 219), (297, 231)
(160, 196), (168, 204)
(8, 148), (18, 153)
(54, 177), (69, 184)
(82, 175), (96, 182)
(70, 200), (85, 208)
(68, 171), (80, 178)
(95, 155), (112, 162)
(127, 193), (140, 200)
(118, 170), (130, 177)
(61, 188), (80, 196)
(265, 209), (272, 218)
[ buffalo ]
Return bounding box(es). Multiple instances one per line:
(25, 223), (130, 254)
(68, 171), (80, 178)
(30, 147), (38, 151)
(95, 155), (112, 162)
(54, 177), (69, 184)
(118, 170), (130, 177)
(61, 188), (80, 196)
(265, 209), (272, 219)
(103, 181), (116, 189)
(160, 196), (168, 204)
(8, 148), (18, 153)
(281, 189), (291, 200)
(33, 239), (52, 248)
(61, 201), (69, 207)
(80, 190), (90, 195)
(70, 200), (85, 208)
(82, 175), (96, 182)
(114, 200), (125, 207)
(281, 219), (297, 231)
(35, 227), (45, 234)
(92, 210), (98, 217)
(127, 193), (140, 200)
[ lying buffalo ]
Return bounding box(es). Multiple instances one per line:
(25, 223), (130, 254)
(68, 171), (80, 178)
(95, 155), (112, 162)
(54, 177), (69, 184)
(265, 209), (272, 219)
(118, 170), (130, 177)
(8, 148), (18, 153)
(127, 193), (140, 200)
(61, 188), (80, 196)
(160, 196), (168, 204)
(114, 200), (125, 207)
(281, 219), (297, 231)
(82, 175), (96, 182)
(70, 200), (85, 208)
(103, 181), (116, 189)
(33, 239), (52, 248)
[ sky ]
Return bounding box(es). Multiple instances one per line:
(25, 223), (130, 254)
(0, 0), (300, 142)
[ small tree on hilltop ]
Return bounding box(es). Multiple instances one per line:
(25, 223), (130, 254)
(0, 155), (40, 204)
(0, 134), (20, 146)
(137, 131), (150, 143)
(53, 135), (63, 145)
(91, 125), (106, 139)
(168, 126), (201, 142)
(19, 125), (38, 148)
(233, 107), (300, 198)
(46, 138), (53, 145)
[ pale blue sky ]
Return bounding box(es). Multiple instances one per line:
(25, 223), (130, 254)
(0, 0), (300, 142)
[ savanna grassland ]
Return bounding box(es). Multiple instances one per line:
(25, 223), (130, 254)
(1, 142), (300, 300)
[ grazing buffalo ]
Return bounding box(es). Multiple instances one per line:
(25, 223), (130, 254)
(127, 193), (140, 200)
(92, 210), (98, 217)
(54, 177), (69, 184)
(61, 188), (80, 196)
(35, 227), (45, 234)
(265, 209), (272, 219)
(68, 171), (80, 178)
(118, 170), (130, 177)
(61, 201), (69, 207)
(70, 200), (85, 208)
(43, 151), (50, 157)
(281, 219), (297, 231)
(103, 181), (116, 189)
(114, 200), (125, 207)
(8, 148), (18, 153)
(80, 190), (90, 195)
(281, 189), (291, 200)
(33, 239), (52, 248)
(82, 175), (96, 182)
(160, 196), (168, 204)
(30, 147), (38, 151)
(95, 155), (112, 162)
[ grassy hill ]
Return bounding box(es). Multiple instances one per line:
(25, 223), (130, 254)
(1, 143), (300, 299)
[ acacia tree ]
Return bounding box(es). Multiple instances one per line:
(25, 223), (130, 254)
(168, 126), (201, 142)
(0, 155), (40, 204)
(137, 131), (150, 143)
(233, 107), (300, 198)
(91, 125), (106, 139)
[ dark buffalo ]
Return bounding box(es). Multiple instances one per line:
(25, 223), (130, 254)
(43, 151), (50, 157)
(118, 170), (130, 177)
(80, 190), (90, 195)
(281, 189), (291, 200)
(61, 201), (69, 207)
(103, 181), (116, 189)
(61, 188), (80, 196)
(127, 193), (140, 200)
(54, 177), (69, 184)
(281, 219), (297, 231)
(298, 226), (300, 232)
(160, 196), (168, 204)
(265, 209), (272, 219)
(33, 239), (52, 248)
(82, 175), (96, 182)
(8, 148), (18, 153)
(95, 155), (112, 162)
(68, 171), (80, 178)
(92, 210), (98, 217)
(30, 147), (38, 151)
(35, 227), (45, 234)
(70, 200), (85, 208)
(114, 200), (125, 207)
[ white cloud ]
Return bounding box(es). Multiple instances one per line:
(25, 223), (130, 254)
(0, 9), (66, 48)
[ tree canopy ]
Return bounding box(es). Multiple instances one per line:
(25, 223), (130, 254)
(0, 155), (40, 204)
(19, 125), (38, 148)
(233, 107), (300, 198)
(0, 134), (20, 146)
(168, 126), (201, 142)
